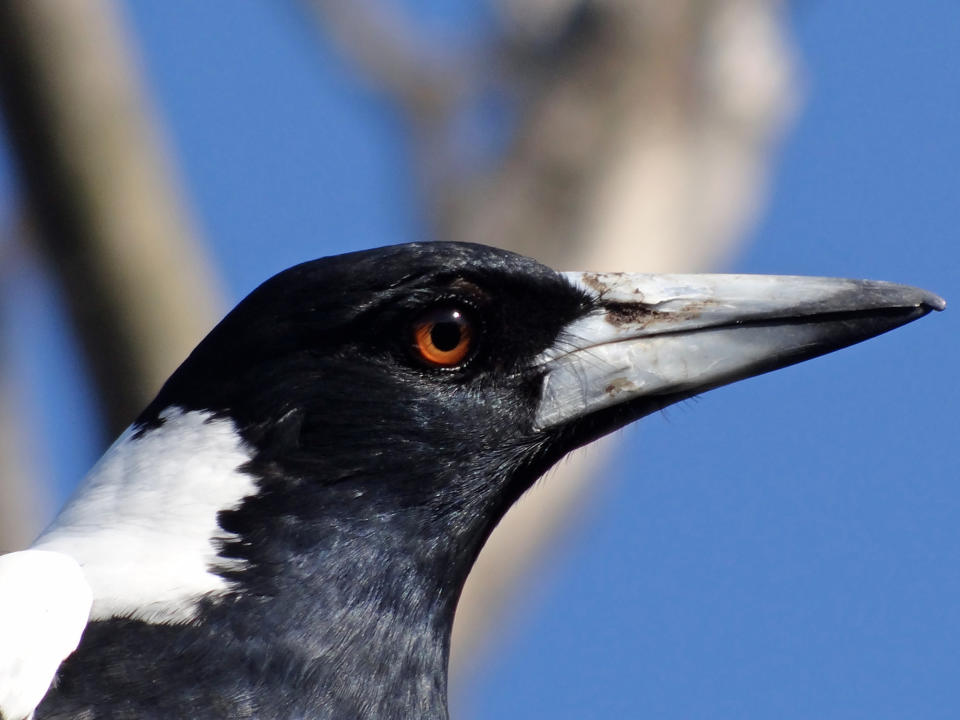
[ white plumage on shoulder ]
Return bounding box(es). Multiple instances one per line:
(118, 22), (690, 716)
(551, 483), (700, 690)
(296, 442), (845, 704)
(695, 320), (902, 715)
(0, 550), (92, 720)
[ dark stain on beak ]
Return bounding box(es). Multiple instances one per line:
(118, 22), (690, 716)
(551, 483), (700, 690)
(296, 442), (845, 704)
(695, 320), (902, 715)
(601, 298), (722, 328)
(603, 302), (658, 326)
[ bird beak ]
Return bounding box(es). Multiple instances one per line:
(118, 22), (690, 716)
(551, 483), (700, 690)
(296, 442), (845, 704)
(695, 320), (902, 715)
(534, 272), (945, 431)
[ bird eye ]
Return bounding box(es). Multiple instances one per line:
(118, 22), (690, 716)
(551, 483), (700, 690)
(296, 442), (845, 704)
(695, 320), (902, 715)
(412, 307), (475, 368)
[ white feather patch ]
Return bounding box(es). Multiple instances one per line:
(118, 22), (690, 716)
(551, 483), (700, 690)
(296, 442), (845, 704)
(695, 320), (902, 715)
(33, 408), (257, 624)
(0, 549), (92, 720)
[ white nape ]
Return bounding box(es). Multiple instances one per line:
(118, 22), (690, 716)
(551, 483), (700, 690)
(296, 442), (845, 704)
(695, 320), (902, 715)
(0, 550), (91, 720)
(33, 408), (258, 624)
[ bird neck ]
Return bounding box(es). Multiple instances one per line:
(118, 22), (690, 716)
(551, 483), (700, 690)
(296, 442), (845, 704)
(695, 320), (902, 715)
(32, 409), (260, 624)
(212, 485), (487, 720)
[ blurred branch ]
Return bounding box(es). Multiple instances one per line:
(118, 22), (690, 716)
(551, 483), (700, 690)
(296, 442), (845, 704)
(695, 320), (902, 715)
(0, 367), (45, 552)
(0, 0), (222, 443)
(306, 0), (798, 686)
(0, 235), (44, 551)
(0, 219), (43, 552)
(305, 0), (472, 221)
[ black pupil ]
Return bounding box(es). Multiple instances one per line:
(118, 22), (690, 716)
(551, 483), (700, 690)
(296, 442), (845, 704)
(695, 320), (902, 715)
(430, 318), (463, 351)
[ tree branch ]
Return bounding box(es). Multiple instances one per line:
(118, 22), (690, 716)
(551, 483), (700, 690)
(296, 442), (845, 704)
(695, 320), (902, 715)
(0, 0), (223, 442)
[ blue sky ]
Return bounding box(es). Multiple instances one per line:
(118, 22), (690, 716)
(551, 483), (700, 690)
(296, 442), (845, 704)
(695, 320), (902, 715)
(3, 1), (958, 718)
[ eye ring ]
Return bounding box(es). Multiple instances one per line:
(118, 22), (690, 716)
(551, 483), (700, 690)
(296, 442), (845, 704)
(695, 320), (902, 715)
(412, 306), (476, 368)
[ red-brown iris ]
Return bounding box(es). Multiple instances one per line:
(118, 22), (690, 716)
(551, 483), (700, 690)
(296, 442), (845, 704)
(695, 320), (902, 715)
(412, 307), (474, 367)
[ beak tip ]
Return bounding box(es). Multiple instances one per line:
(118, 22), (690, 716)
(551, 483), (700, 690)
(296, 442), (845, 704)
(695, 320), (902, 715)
(911, 287), (946, 313)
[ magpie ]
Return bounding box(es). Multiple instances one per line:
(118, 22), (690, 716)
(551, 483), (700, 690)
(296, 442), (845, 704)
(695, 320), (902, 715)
(0, 242), (944, 720)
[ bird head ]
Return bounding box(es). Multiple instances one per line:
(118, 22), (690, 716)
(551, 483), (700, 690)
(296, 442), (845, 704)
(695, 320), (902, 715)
(137, 244), (590, 558)
(131, 241), (943, 583)
(29, 241), (942, 719)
